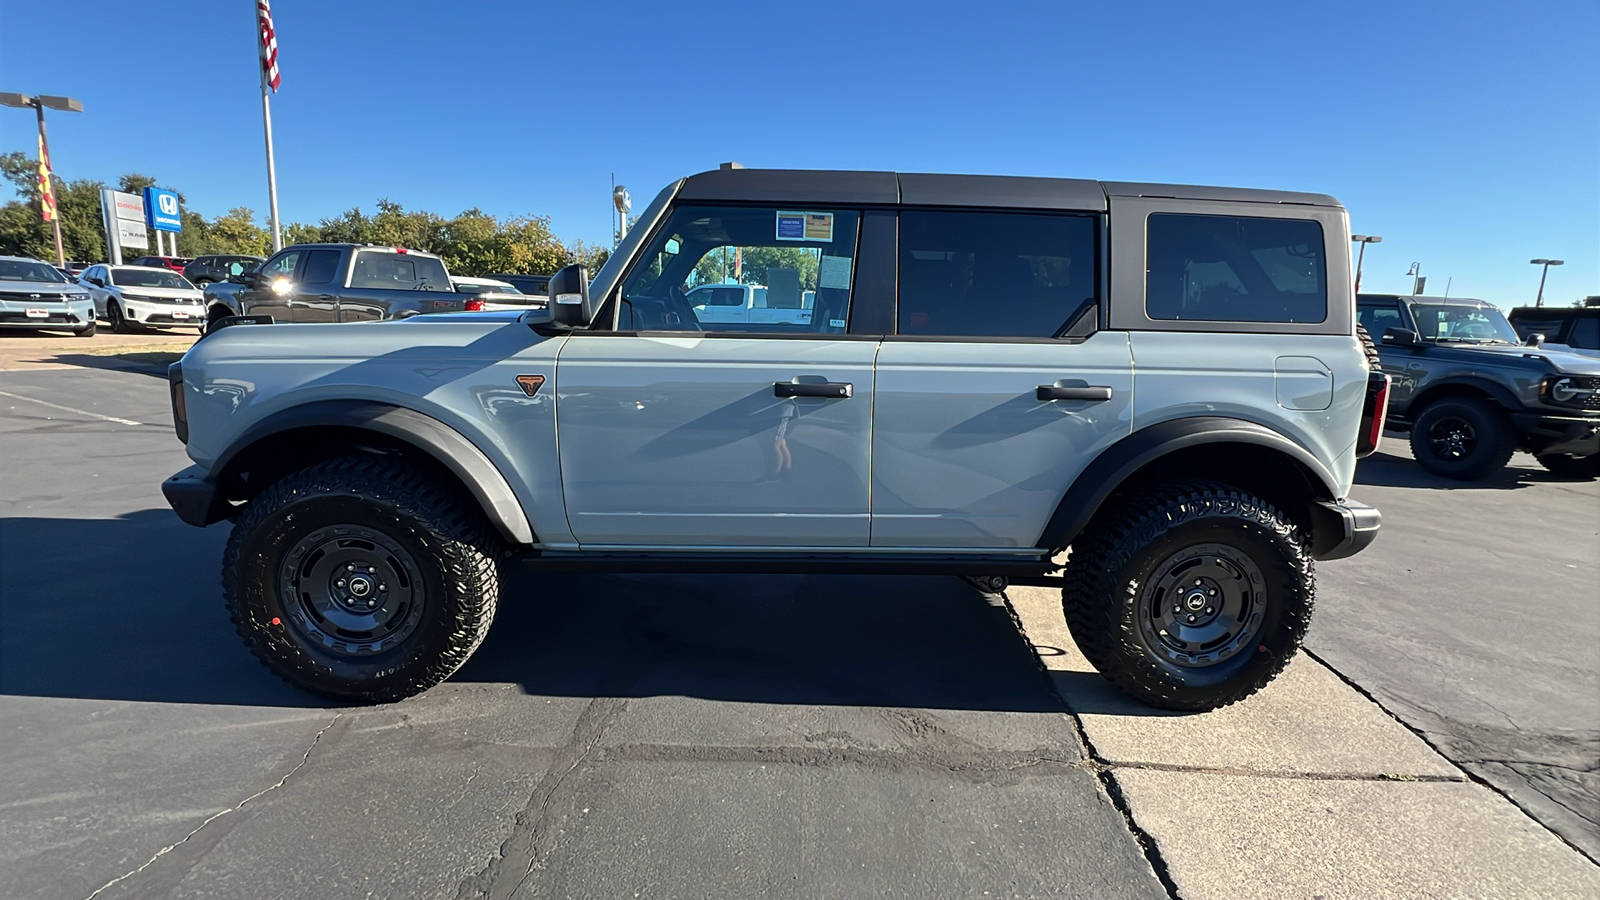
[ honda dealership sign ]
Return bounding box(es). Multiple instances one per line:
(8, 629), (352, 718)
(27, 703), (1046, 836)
(144, 187), (181, 232)
(101, 189), (149, 263)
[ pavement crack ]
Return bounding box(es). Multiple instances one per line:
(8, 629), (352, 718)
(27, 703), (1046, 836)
(456, 697), (628, 900)
(81, 713), (346, 900)
(1304, 648), (1600, 867)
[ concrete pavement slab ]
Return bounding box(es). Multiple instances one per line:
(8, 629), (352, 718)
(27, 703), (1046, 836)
(1115, 769), (1600, 900)
(511, 760), (1167, 900)
(1008, 585), (1459, 778)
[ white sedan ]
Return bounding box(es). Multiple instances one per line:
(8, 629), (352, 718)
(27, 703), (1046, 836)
(78, 264), (207, 332)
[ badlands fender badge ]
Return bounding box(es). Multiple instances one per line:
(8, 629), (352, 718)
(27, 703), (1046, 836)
(515, 375), (545, 396)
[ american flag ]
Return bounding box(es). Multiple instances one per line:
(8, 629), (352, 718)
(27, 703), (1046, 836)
(257, 0), (281, 92)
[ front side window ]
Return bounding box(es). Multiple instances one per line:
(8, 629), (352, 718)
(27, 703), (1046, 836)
(263, 250), (301, 279)
(1357, 304), (1404, 337)
(617, 206), (859, 334)
(1146, 214), (1327, 323)
(350, 251), (450, 290)
(898, 211), (1098, 338)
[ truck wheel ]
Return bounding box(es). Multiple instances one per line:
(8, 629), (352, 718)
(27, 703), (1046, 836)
(223, 456), (500, 703)
(1061, 481), (1313, 711)
(1535, 453), (1600, 480)
(1408, 398), (1515, 479)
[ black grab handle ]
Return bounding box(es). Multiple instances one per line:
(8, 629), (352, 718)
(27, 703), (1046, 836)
(775, 382), (853, 399)
(1036, 385), (1113, 402)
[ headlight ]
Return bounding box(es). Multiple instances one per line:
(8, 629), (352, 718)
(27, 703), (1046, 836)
(1542, 375), (1599, 407)
(67, 292), (90, 301)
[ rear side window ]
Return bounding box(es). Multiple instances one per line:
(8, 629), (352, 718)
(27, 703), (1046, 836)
(1146, 214), (1326, 323)
(350, 252), (450, 290)
(300, 249), (342, 284)
(1568, 316), (1599, 350)
(898, 211), (1098, 338)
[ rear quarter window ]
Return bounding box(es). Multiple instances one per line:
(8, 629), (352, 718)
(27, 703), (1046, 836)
(350, 252), (450, 290)
(1146, 214), (1326, 324)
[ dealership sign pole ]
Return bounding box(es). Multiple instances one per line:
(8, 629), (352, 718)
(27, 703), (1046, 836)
(256, 0), (283, 252)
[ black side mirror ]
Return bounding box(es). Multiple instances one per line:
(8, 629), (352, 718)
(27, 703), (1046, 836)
(547, 264), (592, 327)
(1382, 326), (1420, 347)
(1524, 332), (1545, 348)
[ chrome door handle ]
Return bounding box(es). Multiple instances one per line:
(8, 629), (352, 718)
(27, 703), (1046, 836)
(1037, 385), (1113, 402)
(775, 382), (853, 399)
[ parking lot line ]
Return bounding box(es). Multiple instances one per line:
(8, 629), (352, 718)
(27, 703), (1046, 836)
(0, 389), (153, 427)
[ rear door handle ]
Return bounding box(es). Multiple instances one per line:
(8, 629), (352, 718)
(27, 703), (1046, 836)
(775, 382), (853, 399)
(1037, 385), (1113, 402)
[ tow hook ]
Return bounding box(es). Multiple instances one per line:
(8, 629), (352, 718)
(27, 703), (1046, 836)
(961, 574), (1009, 595)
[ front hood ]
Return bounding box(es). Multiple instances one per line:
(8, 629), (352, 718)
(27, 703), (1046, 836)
(184, 315), (554, 367)
(118, 286), (202, 300)
(1427, 341), (1600, 375)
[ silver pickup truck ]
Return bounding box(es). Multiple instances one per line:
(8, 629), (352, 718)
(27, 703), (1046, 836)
(162, 167), (1387, 711)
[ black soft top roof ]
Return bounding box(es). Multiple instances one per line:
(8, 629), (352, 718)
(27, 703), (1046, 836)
(676, 168), (1341, 211)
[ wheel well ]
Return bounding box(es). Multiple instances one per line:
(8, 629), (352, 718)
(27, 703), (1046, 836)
(216, 425), (478, 518)
(1099, 442), (1330, 536)
(1404, 383), (1507, 419)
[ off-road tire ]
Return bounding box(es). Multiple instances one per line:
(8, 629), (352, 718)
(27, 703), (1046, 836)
(1535, 453), (1600, 480)
(1061, 481), (1314, 711)
(1408, 398), (1515, 480)
(1356, 323), (1381, 371)
(223, 455), (501, 703)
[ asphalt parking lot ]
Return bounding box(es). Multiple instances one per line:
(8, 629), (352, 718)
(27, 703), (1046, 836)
(1, 353), (1596, 899)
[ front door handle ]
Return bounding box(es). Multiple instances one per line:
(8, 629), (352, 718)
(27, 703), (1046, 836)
(314, 293), (335, 300)
(775, 381), (853, 399)
(1037, 385), (1113, 402)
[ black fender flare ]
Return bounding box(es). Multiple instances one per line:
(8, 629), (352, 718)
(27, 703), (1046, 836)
(1035, 416), (1341, 551)
(213, 400), (535, 544)
(1404, 376), (1521, 416)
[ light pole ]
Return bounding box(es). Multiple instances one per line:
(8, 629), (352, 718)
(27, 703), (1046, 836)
(1405, 262), (1424, 295)
(0, 92), (83, 267)
(612, 184), (631, 243)
(1530, 259), (1564, 307)
(1351, 234), (1382, 292)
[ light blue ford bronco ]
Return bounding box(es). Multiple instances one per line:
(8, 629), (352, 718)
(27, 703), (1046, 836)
(162, 167), (1387, 711)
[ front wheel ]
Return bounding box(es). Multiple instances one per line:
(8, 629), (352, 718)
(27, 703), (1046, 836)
(1408, 398), (1514, 480)
(223, 456), (501, 703)
(1061, 481), (1314, 711)
(73, 321), (96, 337)
(1535, 453), (1600, 480)
(107, 301), (135, 334)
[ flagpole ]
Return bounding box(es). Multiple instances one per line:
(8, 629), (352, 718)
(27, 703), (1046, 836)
(261, 82), (281, 252)
(35, 102), (66, 267)
(255, 0), (282, 252)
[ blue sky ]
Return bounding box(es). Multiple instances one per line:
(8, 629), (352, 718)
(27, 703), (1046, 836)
(2, 0), (1595, 304)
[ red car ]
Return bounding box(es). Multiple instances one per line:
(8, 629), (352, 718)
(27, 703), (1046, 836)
(130, 255), (194, 274)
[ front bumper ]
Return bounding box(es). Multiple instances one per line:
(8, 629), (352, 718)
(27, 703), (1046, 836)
(1310, 499), (1382, 561)
(0, 301), (95, 329)
(125, 299), (206, 326)
(1510, 412), (1600, 456)
(162, 465), (228, 527)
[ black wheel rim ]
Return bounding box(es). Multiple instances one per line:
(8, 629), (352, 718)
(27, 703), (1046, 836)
(1135, 543), (1267, 669)
(278, 525), (425, 657)
(1427, 415), (1478, 460)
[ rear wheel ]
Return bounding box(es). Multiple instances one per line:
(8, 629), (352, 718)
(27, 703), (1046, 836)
(223, 456), (501, 703)
(1408, 398), (1515, 479)
(1061, 481), (1314, 711)
(1535, 453), (1600, 480)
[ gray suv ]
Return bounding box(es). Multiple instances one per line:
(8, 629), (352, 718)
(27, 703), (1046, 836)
(162, 168), (1386, 711)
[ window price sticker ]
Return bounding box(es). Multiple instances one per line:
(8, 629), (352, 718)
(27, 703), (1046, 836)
(776, 211), (833, 242)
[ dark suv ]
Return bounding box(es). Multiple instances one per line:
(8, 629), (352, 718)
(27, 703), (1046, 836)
(1508, 305), (1600, 358)
(1358, 293), (1600, 479)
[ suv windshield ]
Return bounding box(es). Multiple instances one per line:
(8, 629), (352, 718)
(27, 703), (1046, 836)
(0, 260), (68, 283)
(1410, 304), (1519, 344)
(112, 268), (191, 289)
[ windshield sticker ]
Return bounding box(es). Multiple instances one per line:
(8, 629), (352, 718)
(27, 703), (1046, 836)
(818, 255), (852, 289)
(776, 211), (833, 242)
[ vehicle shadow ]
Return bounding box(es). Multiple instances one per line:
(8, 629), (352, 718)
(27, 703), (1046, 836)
(0, 510), (1142, 715)
(1355, 448), (1568, 490)
(37, 352), (179, 378)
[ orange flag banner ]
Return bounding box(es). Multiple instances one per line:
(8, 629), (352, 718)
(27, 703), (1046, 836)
(37, 133), (56, 223)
